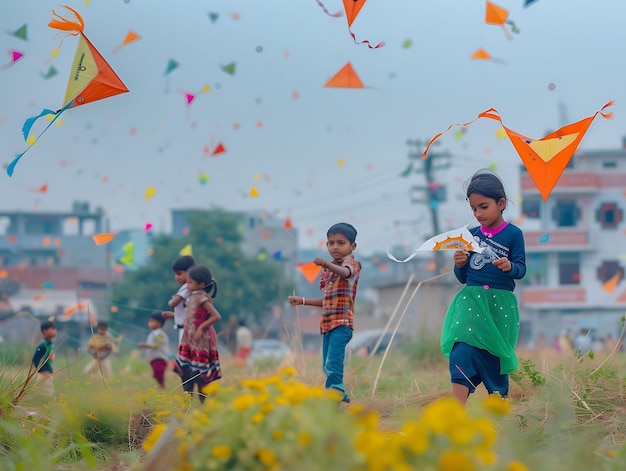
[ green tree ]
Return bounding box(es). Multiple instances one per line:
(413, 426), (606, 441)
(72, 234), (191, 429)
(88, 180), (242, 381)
(110, 210), (290, 329)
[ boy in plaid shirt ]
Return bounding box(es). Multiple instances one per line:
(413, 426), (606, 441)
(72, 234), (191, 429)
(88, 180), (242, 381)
(289, 223), (360, 403)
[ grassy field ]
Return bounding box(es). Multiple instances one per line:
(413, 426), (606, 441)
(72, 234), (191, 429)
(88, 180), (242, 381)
(1, 336), (626, 470)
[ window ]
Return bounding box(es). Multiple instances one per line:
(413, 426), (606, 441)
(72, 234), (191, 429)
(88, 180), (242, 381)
(602, 161), (617, 168)
(522, 199), (541, 219)
(552, 199), (580, 227)
(558, 252), (580, 285)
(523, 253), (548, 286)
(596, 202), (623, 229)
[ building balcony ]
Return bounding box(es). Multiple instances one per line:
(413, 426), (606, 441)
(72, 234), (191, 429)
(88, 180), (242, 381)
(521, 172), (626, 196)
(524, 230), (592, 252)
(521, 286), (586, 307)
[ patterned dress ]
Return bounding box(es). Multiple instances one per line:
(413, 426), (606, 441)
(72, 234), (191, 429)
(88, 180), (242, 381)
(174, 290), (221, 385)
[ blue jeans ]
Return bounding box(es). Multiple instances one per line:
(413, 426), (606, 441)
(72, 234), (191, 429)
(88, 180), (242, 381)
(321, 325), (353, 401)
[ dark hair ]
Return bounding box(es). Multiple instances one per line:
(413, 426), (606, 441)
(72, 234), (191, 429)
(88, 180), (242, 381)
(40, 320), (56, 333)
(150, 311), (166, 326)
(188, 265), (218, 298)
(465, 170), (508, 208)
(172, 255), (196, 272)
(327, 222), (357, 244)
(97, 321), (108, 329)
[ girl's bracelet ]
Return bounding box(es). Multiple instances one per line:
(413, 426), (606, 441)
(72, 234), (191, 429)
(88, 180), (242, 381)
(302, 297), (306, 306)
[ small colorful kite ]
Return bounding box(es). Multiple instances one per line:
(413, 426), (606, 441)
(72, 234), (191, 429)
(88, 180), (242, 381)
(422, 101), (614, 201)
(119, 241), (134, 266)
(93, 232), (117, 245)
(8, 24), (28, 41)
(485, 1), (519, 39)
(164, 58), (179, 76)
(387, 226), (484, 263)
(221, 62), (236, 75)
(470, 48), (506, 64)
(8, 6), (128, 176)
(179, 243), (193, 256)
(144, 185), (157, 200)
(211, 142), (226, 156)
(208, 12), (219, 23)
(2, 49), (24, 69)
(112, 30), (141, 54)
(342, 0), (384, 48)
(324, 62), (364, 88)
(40, 65), (58, 79)
(298, 262), (323, 284)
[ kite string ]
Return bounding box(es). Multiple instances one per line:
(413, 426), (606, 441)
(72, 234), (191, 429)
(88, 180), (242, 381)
(315, 0), (343, 18)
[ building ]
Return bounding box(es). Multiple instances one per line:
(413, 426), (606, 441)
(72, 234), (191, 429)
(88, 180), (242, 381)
(518, 147), (626, 345)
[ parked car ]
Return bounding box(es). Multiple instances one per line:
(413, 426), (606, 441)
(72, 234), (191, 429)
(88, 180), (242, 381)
(346, 329), (403, 357)
(248, 339), (292, 365)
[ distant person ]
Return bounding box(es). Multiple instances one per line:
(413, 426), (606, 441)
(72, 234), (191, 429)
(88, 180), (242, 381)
(288, 222), (360, 404)
(574, 328), (592, 355)
(32, 320), (57, 394)
(235, 319), (253, 363)
(163, 255), (197, 345)
(174, 266), (222, 402)
(137, 312), (171, 388)
(558, 329), (574, 356)
(440, 170), (526, 406)
(605, 334), (616, 353)
(83, 321), (121, 379)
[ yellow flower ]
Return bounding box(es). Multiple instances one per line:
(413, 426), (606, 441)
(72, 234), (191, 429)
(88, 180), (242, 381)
(507, 460), (529, 471)
(482, 394), (513, 415)
(142, 423), (168, 452)
(438, 451), (476, 471)
(211, 444), (232, 459)
(251, 412), (264, 424)
(399, 422), (429, 455)
(298, 431), (312, 447)
(422, 397), (467, 434)
(201, 381), (220, 396)
(256, 448), (277, 465)
(279, 366), (298, 377)
(232, 393), (256, 411)
(272, 430), (284, 440)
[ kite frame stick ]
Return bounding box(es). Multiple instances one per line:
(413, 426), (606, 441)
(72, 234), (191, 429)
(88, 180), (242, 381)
(364, 274), (414, 364)
(370, 271), (450, 396)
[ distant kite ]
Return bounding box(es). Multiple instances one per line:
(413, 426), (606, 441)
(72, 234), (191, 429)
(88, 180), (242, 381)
(324, 62), (364, 88)
(8, 6), (128, 176)
(422, 101), (614, 201)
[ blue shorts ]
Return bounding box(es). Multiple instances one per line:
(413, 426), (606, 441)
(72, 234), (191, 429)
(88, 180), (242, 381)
(449, 342), (509, 397)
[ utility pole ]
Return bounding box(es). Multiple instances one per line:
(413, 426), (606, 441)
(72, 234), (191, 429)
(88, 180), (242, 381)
(405, 139), (452, 273)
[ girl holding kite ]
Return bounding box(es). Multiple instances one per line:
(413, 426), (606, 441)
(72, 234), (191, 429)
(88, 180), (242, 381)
(441, 169), (526, 406)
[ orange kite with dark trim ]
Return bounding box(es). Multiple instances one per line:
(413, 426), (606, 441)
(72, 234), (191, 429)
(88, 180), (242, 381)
(422, 101), (614, 201)
(8, 5), (128, 176)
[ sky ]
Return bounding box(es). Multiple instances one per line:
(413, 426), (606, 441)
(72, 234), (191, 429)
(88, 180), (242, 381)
(1, 0), (626, 256)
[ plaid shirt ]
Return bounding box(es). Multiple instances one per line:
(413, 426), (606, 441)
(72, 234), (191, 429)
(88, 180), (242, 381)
(319, 256), (360, 334)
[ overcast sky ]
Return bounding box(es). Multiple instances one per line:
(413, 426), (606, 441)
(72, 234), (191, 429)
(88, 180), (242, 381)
(1, 0), (625, 256)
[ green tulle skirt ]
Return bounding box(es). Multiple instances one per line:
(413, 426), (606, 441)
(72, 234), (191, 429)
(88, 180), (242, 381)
(441, 285), (520, 374)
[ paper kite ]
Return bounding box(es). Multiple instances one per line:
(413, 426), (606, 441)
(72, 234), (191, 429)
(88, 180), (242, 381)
(221, 62), (236, 75)
(2, 50), (24, 69)
(119, 241), (134, 266)
(387, 226), (484, 263)
(40, 65), (58, 79)
(112, 30), (141, 54)
(211, 142), (226, 156)
(208, 12), (219, 23)
(324, 62), (364, 88)
(249, 186), (259, 197)
(8, 6), (129, 176)
(179, 244), (193, 256)
(298, 262), (322, 284)
(164, 59), (179, 76)
(93, 232), (117, 245)
(8, 24), (28, 41)
(602, 272), (621, 293)
(342, 0), (384, 48)
(144, 185), (157, 200)
(422, 101), (614, 201)
(485, 1), (519, 39)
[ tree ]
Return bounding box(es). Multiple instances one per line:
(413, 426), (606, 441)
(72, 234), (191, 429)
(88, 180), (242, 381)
(110, 209), (290, 328)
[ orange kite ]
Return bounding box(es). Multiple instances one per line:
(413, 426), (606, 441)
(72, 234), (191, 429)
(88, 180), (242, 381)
(422, 101), (614, 201)
(8, 5), (129, 176)
(485, 1), (517, 39)
(342, 0), (384, 48)
(324, 62), (364, 88)
(298, 262), (323, 284)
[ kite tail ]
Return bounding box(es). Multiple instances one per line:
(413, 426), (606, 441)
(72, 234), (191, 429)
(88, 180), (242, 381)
(49, 5), (85, 35)
(349, 30), (385, 49)
(599, 100), (615, 119)
(315, 0), (343, 18)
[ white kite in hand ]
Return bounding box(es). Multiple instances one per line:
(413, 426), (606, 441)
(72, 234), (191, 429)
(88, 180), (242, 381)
(387, 226), (483, 263)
